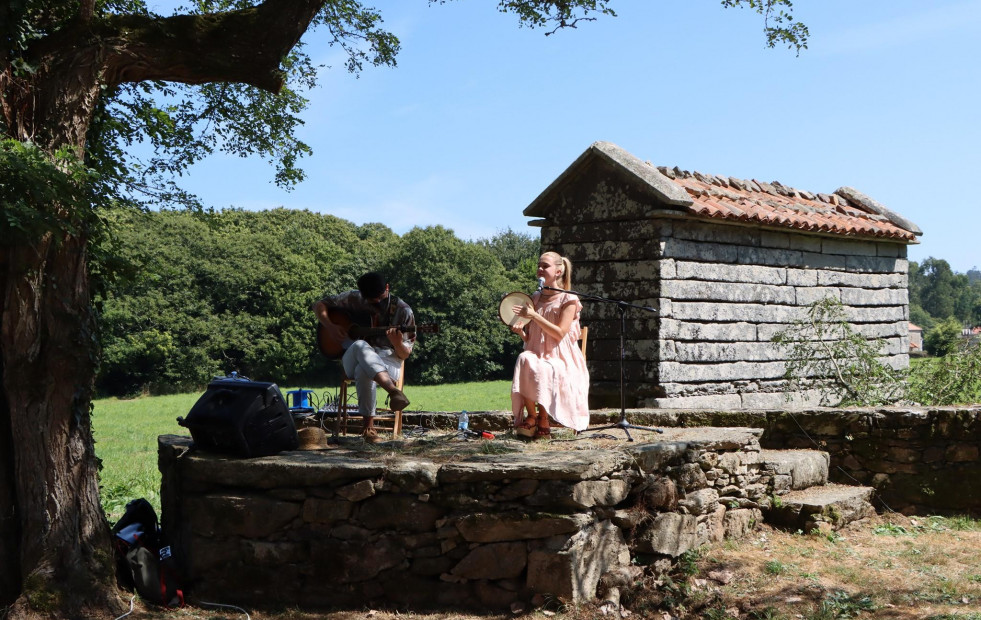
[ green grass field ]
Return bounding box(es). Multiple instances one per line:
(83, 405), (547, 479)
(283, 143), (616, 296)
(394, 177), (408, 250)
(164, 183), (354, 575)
(92, 380), (512, 520)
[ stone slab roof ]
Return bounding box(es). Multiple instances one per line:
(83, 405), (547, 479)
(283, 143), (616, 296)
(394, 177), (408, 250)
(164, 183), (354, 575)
(525, 141), (921, 242)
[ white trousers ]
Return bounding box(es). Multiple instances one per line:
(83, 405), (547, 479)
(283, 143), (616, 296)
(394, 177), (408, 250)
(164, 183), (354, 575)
(341, 340), (401, 418)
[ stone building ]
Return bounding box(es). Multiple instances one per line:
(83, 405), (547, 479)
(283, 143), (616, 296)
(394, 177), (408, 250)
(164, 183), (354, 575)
(524, 141), (922, 409)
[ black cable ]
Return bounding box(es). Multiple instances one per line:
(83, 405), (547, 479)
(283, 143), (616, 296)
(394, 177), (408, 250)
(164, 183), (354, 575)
(782, 409), (900, 516)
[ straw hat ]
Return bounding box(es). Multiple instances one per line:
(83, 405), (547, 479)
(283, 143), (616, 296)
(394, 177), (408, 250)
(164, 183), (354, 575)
(297, 426), (329, 450)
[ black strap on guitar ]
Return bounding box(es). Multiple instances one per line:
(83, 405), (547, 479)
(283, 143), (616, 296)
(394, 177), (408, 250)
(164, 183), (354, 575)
(385, 295), (400, 325)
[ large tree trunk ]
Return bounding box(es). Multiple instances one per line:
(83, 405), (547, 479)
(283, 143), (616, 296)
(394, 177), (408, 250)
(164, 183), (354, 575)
(0, 0), (325, 614)
(0, 236), (122, 618)
(0, 21), (127, 610)
(0, 43), (125, 615)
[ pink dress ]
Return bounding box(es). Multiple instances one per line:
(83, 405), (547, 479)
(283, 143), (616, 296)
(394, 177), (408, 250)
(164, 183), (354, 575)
(511, 291), (590, 431)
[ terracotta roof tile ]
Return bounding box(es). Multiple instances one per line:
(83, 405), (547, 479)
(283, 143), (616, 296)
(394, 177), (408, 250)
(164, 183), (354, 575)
(657, 166), (916, 241)
(524, 143), (921, 241)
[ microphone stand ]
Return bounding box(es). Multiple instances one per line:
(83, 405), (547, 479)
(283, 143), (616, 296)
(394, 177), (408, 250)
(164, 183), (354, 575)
(540, 284), (663, 442)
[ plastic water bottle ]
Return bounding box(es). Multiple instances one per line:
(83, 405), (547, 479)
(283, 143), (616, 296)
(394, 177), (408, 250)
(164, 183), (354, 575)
(457, 410), (469, 431)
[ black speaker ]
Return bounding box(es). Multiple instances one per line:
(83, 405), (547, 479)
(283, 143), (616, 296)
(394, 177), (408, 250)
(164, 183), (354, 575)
(178, 378), (298, 457)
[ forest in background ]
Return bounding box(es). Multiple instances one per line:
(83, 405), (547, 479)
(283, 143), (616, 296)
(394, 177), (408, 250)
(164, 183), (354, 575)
(94, 207), (980, 396)
(909, 259), (981, 355)
(95, 208), (539, 396)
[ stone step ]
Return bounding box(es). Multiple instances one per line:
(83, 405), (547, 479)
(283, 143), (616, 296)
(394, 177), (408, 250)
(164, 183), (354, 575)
(764, 483), (876, 532)
(760, 449), (829, 491)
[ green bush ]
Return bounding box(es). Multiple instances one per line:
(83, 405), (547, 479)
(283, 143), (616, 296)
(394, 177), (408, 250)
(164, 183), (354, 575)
(907, 340), (981, 405)
(924, 316), (966, 357)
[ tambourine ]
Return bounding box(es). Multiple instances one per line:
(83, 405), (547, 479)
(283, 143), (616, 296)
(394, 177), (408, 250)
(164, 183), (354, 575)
(498, 291), (534, 328)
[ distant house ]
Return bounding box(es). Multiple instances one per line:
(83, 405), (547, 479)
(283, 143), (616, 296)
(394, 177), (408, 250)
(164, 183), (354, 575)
(963, 326), (981, 347)
(909, 323), (923, 352)
(524, 141), (922, 409)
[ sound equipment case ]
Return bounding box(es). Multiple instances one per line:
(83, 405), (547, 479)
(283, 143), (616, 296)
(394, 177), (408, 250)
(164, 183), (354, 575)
(178, 377), (298, 457)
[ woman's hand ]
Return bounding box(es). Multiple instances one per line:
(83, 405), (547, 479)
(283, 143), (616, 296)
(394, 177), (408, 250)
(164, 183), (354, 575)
(510, 324), (528, 342)
(517, 298), (577, 343)
(513, 303), (537, 320)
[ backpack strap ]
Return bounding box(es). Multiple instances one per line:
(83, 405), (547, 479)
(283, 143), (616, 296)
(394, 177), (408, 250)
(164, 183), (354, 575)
(158, 545), (185, 608)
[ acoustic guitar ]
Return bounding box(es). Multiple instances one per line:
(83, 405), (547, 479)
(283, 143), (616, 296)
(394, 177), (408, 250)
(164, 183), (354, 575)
(317, 308), (438, 358)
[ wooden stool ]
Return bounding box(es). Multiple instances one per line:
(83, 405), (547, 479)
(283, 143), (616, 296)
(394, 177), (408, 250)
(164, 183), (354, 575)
(337, 358), (406, 438)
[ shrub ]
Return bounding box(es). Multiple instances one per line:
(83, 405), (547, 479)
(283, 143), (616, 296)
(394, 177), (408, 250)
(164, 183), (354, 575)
(907, 340), (981, 405)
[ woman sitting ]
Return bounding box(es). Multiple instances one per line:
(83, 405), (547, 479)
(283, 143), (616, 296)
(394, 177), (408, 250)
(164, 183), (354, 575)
(510, 251), (590, 438)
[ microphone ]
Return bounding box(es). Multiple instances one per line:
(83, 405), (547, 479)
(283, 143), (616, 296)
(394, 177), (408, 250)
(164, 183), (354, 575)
(537, 277), (545, 291)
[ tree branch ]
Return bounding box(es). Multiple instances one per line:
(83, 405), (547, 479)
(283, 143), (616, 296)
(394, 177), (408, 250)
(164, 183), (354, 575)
(98, 0), (326, 92)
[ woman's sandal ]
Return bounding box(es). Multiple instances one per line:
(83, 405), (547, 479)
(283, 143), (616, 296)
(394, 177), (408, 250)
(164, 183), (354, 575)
(515, 414), (537, 438)
(533, 405), (551, 440)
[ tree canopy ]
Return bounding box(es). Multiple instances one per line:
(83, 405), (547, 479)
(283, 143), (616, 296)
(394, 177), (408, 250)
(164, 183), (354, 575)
(96, 209), (538, 395)
(909, 258), (981, 353)
(4, 0), (808, 215)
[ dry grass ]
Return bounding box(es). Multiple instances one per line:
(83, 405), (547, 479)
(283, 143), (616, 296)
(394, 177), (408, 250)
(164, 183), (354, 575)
(315, 423), (663, 462)
(622, 512), (981, 620)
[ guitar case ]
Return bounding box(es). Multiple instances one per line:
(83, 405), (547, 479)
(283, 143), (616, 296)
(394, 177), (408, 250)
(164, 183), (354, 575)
(178, 376), (298, 457)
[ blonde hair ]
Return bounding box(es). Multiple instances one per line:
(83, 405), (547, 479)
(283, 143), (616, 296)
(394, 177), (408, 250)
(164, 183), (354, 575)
(542, 251), (573, 291)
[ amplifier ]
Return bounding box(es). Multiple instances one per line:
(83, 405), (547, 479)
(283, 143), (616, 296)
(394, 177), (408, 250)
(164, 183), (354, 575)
(178, 378), (298, 457)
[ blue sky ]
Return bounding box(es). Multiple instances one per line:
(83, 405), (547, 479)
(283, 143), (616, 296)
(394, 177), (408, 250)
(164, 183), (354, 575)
(163, 0), (980, 274)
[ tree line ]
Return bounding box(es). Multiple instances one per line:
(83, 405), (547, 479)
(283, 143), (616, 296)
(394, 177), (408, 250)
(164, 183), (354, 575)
(909, 258), (981, 355)
(95, 208), (540, 396)
(97, 214), (981, 397)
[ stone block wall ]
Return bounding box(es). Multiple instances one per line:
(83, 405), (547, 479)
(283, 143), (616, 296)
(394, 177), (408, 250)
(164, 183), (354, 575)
(614, 405), (981, 515)
(760, 407), (981, 515)
(158, 430), (773, 611)
(538, 173), (910, 410)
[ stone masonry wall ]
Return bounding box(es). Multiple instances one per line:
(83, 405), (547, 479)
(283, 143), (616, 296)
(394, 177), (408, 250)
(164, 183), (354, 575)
(612, 405), (981, 515)
(760, 407), (981, 516)
(156, 406), (980, 611)
(650, 218), (909, 410)
(539, 177), (665, 407)
(158, 429), (773, 612)
(537, 171), (910, 410)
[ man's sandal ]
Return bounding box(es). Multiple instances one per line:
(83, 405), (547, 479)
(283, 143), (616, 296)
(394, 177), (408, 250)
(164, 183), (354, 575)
(387, 388), (410, 412)
(362, 428), (381, 444)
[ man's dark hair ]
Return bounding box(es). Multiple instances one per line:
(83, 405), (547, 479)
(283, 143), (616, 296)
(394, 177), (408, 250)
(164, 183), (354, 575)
(357, 272), (386, 299)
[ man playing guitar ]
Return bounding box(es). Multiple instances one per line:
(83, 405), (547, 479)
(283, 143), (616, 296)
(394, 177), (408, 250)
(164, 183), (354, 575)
(312, 272), (414, 443)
